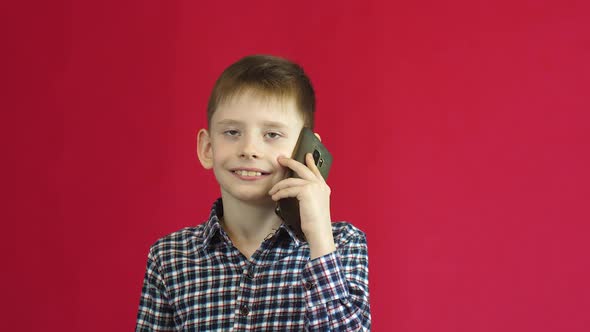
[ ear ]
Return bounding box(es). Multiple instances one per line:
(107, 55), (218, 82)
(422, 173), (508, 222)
(314, 132), (322, 142)
(197, 128), (214, 169)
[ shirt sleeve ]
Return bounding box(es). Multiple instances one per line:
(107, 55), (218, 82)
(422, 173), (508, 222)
(301, 228), (371, 331)
(136, 247), (175, 332)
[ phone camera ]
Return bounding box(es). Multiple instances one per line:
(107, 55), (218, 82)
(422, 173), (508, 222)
(313, 150), (321, 164)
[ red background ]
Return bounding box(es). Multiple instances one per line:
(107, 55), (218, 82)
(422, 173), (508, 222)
(4, 1), (590, 331)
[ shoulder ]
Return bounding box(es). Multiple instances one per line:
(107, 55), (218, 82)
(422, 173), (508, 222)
(331, 221), (367, 247)
(148, 224), (207, 259)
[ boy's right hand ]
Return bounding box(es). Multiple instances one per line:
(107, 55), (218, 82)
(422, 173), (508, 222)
(269, 153), (335, 259)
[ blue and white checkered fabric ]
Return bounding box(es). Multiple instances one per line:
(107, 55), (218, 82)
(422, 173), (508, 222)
(136, 199), (370, 331)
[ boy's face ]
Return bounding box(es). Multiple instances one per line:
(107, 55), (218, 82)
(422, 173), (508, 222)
(198, 91), (305, 205)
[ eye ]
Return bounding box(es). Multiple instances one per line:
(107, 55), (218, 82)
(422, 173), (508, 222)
(265, 132), (282, 140)
(224, 129), (240, 137)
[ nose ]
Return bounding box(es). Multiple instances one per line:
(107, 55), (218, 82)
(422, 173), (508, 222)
(239, 134), (261, 159)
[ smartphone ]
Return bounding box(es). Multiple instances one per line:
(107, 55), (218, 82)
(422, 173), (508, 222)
(275, 127), (333, 241)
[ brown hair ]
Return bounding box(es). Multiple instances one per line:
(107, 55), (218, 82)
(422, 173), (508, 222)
(207, 55), (316, 128)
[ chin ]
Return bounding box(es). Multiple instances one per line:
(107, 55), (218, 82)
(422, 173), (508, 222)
(223, 189), (275, 205)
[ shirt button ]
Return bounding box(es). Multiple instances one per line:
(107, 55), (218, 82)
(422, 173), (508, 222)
(245, 268), (254, 279)
(304, 281), (314, 290)
(240, 304), (250, 316)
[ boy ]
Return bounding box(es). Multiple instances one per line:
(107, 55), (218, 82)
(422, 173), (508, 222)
(136, 55), (370, 331)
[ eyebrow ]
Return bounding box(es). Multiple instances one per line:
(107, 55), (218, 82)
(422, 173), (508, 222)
(215, 119), (289, 129)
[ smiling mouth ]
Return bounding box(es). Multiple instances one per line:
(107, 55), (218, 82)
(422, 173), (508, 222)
(232, 170), (269, 177)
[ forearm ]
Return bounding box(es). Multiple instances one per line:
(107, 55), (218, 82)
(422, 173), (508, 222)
(302, 250), (371, 331)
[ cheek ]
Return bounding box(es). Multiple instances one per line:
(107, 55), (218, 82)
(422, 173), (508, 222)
(280, 138), (299, 156)
(211, 142), (231, 161)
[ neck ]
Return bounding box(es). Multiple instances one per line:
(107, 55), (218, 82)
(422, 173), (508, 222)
(220, 195), (283, 248)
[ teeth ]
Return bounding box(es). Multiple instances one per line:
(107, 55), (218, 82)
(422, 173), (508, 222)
(235, 170), (262, 177)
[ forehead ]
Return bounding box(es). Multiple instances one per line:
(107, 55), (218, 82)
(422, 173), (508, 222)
(212, 90), (304, 127)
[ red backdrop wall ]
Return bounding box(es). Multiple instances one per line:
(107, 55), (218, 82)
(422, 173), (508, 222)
(4, 1), (590, 331)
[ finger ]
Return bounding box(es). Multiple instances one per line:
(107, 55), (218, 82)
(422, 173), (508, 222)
(305, 153), (323, 179)
(278, 156), (316, 180)
(269, 178), (308, 195)
(271, 186), (303, 201)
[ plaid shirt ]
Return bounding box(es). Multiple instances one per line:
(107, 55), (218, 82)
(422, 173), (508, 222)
(136, 199), (370, 331)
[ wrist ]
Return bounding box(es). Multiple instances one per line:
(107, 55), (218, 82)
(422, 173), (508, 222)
(307, 231), (336, 259)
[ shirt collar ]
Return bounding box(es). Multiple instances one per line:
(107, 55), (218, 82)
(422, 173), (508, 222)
(278, 222), (303, 246)
(200, 198), (303, 248)
(201, 198), (225, 248)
